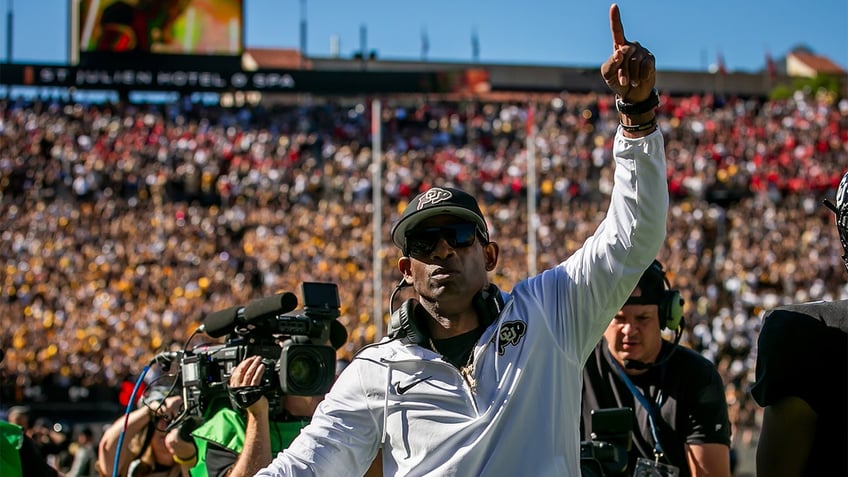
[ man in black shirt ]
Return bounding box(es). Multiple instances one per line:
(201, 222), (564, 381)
(581, 260), (731, 477)
(751, 171), (848, 477)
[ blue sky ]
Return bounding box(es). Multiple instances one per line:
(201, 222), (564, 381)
(3, 0), (847, 73)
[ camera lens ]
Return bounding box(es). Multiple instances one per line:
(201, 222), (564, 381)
(279, 343), (336, 396)
(289, 352), (321, 388)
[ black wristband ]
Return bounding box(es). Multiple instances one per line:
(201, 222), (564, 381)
(620, 118), (658, 133)
(615, 89), (660, 115)
(228, 385), (265, 410)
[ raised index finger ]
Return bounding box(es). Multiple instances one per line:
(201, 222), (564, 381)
(609, 4), (626, 47)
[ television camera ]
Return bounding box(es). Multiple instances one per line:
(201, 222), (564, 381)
(580, 407), (634, 477)
(176, 282), (346, 419)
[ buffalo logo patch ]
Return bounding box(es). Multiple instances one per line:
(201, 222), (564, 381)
(497, 321), (527, 355)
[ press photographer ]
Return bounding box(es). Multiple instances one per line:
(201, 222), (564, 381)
(178, 282), (348, 477)
(581, 261), (731, 477)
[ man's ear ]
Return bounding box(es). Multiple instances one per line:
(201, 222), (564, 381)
(484, 241), (499, 271)
(398, 257), (413, 283)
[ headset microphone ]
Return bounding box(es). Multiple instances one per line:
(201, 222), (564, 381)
(623, 359), (651, 370)
(622, 317), (685, 370)
(623, 348), (678, 370)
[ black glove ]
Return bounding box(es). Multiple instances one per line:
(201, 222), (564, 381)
(228, 385), (265, 410)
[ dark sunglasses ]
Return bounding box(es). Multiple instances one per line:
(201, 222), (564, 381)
(405, 222), (482, 257)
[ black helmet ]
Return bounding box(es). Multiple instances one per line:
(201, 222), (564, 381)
(824, 170), (848, 272)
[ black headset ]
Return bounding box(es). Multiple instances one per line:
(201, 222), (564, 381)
(387, 283), (505, 345)
(622, 260), (685, 371)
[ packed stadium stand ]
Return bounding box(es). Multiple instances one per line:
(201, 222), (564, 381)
(1, 1), (846, 473)
(0, 87), (846, 474)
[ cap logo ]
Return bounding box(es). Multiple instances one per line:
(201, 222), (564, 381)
(417, 188), (453, 210)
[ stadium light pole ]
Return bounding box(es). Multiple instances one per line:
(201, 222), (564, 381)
(526, 102), (538, 277)
(471, 27), (479, 63)
(359, 24), (367, 70)
(299, 0), (307, 67)
(371, 99), (383, 340)
(6, 0), (12, 62)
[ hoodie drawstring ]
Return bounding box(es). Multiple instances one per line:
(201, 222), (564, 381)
(381, 361), (392, 445)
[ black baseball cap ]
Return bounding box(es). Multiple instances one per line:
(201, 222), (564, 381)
(391, 187), (489, 251)
(626, 259), (666, 305)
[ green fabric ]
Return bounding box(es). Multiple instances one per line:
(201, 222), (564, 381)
(0, 421), (24, 477)
(190, 407), (308, 477)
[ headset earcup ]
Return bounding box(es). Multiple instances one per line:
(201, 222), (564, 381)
(388, 298), (428, 345)
(661, 290), (684, 330)
(391, 286), (504, 344)
(472, 284), (505, 327)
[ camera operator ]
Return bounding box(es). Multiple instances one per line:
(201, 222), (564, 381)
(581, 260), (731, 477)
(189, 354), (324, 477)
(178, 284), (379, 476)
(97, 394), (197, 477)
(189, 331), (385, 477)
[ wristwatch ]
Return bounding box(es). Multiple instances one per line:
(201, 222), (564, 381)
(615, 89), (660, 115)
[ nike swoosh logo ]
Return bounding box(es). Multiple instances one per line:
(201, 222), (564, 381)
(394, 376), (432, 395)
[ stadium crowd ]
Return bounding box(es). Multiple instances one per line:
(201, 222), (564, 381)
(1, 88), (847, 472)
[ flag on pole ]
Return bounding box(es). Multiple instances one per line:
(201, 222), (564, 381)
(421, 27), (429, 60)
(526, 104), (536, 136)
(716, 51), (727, 75)
(471, 28), (480, 62)
(766, 50), (777, 79)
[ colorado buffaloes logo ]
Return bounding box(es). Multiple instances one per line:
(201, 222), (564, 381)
(497, 321), (527, 355)
(417, 188), (453, 210)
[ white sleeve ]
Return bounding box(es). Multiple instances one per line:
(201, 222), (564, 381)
(255, 358), (382, 476)
(523, 127), (668, 362)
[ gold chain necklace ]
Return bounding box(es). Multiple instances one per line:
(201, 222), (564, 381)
(429, 337), (477, 393)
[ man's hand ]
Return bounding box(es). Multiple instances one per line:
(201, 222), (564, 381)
(229, 355), (270, 414)
(226, 356), (275, 476)
(601, 3), (656, 103)
(151, 395), (182, 421)
(165, 427), (198, 465)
